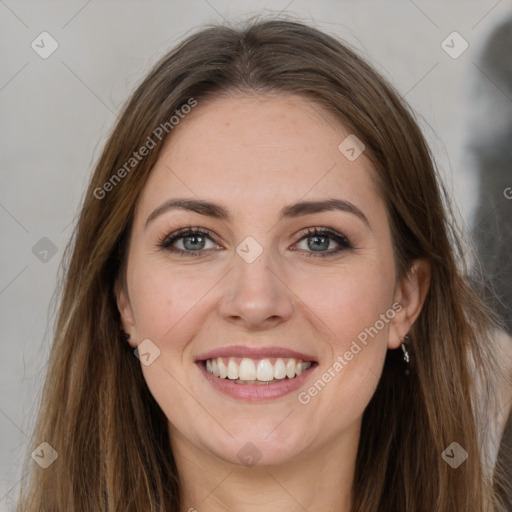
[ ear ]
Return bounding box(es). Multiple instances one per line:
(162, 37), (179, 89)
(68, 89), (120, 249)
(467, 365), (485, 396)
(388, 258), (431, 349)
(115, 277), (137, 348)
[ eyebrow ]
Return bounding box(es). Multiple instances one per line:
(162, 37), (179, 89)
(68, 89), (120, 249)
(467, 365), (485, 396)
(145, 197), (371, 229)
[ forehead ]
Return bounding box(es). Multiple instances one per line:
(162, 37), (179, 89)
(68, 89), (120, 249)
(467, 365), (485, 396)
(136, 93), (382, 220)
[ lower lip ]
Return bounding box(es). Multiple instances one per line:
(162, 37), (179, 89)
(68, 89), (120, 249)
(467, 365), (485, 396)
(197, 362), (318, 401)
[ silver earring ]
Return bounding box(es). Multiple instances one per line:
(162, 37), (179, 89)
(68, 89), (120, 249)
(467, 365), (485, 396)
(401, 334), (411, 375)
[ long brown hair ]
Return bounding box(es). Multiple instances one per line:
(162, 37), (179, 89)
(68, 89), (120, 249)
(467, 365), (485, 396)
(17, 16), (510, 511)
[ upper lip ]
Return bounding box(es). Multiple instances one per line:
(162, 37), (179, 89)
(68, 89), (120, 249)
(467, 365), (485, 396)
(196, 345), (317, 362)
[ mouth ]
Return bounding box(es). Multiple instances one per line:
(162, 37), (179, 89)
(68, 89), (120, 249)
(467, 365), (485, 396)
(199, 356), (317, 385)
(195, 345), (318, 400)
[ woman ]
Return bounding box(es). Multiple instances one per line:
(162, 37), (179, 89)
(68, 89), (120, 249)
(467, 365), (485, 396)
(17, 17), (510, 511)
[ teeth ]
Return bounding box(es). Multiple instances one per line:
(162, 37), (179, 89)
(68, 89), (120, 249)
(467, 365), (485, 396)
(286, 358), (296, 378)
(256, 359), (274, 381)
(227, 358), (238, 380)
(211, 358), (219, 377)
(204, 356), (312, 382)
(218, 358), (228, 379)
(239, 358), (257, 380)
(296, 362), (309, 375)
(274, 358), (287, 379)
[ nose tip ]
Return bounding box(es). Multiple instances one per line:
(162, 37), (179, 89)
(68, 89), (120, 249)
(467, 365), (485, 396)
(218, 252), (294, 330)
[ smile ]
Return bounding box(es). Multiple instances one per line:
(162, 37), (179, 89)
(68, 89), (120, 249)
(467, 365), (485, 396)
(204, 357), (313, 384)
(195, 345), (318, 400)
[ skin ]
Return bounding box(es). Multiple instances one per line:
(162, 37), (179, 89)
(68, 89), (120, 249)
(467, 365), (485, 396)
(117, 93), (430, 512)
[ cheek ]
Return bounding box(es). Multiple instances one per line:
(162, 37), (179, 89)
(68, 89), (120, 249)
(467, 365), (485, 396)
(128, 264), (214, 427)
(129, 261), (213, 342)
(291, 264), (394, 413)
(293, 264), (395, 347)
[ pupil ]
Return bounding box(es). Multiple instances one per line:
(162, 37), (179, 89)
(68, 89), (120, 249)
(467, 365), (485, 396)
(309, 236), (329, 251)
(184, 235), (204, 250)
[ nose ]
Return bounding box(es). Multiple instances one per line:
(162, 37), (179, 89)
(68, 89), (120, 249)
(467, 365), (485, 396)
(217, 249), (294, 331)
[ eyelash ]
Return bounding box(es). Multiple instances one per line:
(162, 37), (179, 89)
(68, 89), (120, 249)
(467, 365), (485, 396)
(157, 226), (353, 258)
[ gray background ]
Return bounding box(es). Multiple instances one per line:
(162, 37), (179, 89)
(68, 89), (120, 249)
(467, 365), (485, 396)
(1, 1), (511, 508)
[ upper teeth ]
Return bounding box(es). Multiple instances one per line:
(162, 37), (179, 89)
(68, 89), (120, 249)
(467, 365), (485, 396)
(205, 357), (312, 381)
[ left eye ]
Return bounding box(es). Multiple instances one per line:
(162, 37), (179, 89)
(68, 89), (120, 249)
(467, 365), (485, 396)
(292, 228), (353, 257)
(296, 233), (337, 252)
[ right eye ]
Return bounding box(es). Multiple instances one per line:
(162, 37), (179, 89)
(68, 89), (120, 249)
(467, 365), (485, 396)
(158, 227), (222, 256)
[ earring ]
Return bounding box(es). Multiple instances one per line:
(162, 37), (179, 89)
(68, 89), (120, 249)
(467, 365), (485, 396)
(123, 331), (131, 341)
(401, 334), (411, 376)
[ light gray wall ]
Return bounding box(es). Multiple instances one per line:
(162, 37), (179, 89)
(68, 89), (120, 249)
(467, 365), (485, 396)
(1, 1), (510, 508)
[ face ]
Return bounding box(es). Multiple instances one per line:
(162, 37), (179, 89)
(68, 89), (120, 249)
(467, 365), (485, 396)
(117, 93), (425, 468)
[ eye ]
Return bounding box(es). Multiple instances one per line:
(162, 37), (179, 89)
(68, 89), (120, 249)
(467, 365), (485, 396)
(292, 227), (353, 258)
(158, 227), (221, 256)
(158, 226), (353, 258)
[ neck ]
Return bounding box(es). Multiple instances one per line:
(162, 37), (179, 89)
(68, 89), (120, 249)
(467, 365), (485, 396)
(171, 423), (359, 512)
